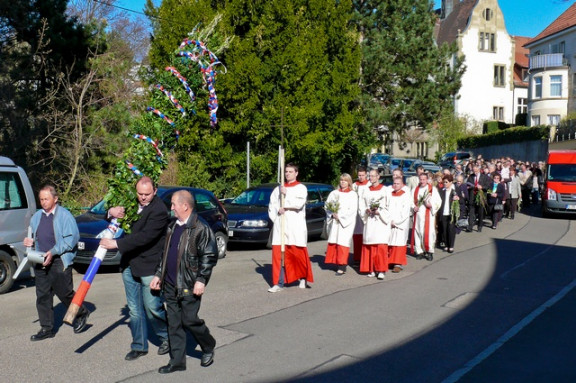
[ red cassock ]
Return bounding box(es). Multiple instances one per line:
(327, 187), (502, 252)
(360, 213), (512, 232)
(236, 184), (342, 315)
(272, 245), (314, 284)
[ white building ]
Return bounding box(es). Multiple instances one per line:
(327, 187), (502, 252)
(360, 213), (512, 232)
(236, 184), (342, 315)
(436, 0), (527, 132)
(524, 3), (576, 127)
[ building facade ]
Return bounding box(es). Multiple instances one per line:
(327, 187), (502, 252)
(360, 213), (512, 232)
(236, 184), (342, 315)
(436, 0), (527, 132)
(524, 3), (576, 127)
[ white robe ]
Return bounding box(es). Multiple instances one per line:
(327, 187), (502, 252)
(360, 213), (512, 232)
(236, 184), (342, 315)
(411, 184), (441, 253)
(268, 182), (308, 247)
(326, 189), (358, 247)
(359, 185), (391, 245)
(388, 189), (411, 246)
(353, 181), (370, 235)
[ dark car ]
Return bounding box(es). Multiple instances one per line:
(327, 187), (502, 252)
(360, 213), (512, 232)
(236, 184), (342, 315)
(225, 183), (334, 246)
(406, 160), (442, 176)
(367, 153), (391, 174)
(438, 151), (472, 169)
(75, 186), (228, 265)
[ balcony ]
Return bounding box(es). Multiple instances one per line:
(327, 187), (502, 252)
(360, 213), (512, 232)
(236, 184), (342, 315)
(529, 53), (568, 70)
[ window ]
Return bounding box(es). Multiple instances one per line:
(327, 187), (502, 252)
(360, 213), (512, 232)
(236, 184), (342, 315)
(479, 32), (496, 52)
(551, 41), (565, 54)
(548, 115), (560, 126)
(483, 8), (493, 21)
(493, 106), (504, 121)
(195, 192), (217, 212)
(517, 98), (527, 114)
(534, 77), (542, 98)
(0, 172), (27, 210)
(531, 115), (540, 126)
(494, 65), (505, 87)
(550, 75), (562, 97)
(307, 189), (320, 204)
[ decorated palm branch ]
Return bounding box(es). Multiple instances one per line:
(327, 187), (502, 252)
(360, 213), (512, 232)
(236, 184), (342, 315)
(64, 25), (227, 325)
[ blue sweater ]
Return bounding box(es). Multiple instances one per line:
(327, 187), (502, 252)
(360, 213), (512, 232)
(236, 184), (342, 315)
(30, 205), (79, 269)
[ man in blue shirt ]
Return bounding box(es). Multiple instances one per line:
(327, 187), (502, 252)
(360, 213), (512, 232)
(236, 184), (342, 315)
(24, 184), (90, 341)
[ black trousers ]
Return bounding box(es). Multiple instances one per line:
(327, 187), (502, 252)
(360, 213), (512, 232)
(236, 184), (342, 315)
(438, 215), (456, 249)
(164, 282), (216, 367)
(34, 257), (87, 330)
(467, 199), (485, 231)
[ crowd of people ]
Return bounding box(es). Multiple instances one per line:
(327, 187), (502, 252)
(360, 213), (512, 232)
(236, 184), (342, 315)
(267, 156), (545, 290)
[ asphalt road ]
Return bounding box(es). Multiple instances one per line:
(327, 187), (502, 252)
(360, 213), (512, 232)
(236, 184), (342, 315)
(1, 206), (575, 382)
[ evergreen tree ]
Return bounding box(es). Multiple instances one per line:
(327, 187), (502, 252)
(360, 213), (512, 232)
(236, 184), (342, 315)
(147, 0), (369, 196)
(354, 0), (464, 146)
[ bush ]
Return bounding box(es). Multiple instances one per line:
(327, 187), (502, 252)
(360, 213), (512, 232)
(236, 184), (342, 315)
(482, 120), (510, 134)
(458, 125), (549, 148)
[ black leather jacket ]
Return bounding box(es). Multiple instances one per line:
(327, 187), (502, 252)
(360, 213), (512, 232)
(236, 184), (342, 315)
(155, 213), (218, 296)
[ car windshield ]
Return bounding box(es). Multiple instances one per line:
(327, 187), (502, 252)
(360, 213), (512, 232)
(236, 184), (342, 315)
(548, 164), (576, 182)
(370, 154), (390, 164)
(89, 200), (107, 215)
(231, 188), (272, 206)
(390, 158), (402, 166)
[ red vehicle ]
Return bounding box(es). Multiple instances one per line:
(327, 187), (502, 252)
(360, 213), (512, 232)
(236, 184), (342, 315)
(541, 150), (576, 217)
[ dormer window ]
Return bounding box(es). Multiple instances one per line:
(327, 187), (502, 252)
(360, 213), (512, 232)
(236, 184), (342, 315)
(483, 8), (493, 21)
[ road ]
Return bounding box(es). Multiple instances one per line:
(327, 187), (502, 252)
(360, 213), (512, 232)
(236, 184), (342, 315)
(1, 207), (575, 382)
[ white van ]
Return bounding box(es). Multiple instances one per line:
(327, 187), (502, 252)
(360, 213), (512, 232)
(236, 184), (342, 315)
(0, 156), (36, 293)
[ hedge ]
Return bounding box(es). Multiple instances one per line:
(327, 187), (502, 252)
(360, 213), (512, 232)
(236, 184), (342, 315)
(458, 125), (549, 149)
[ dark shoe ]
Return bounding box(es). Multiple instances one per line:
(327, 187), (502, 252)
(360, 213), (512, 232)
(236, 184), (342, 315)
(30, 329), (55, 341)
(73, 310), (90, 334)
(465, 228), (472, 233)
(158, 364), (186, 374)
(201, 351), (215, 367)
(477, 227), (482, 233)
(448, 248), (454, 254)
(425, 252), (434, 261)
(158, 340), (170, 355)
(125, 350), (148, 361)
(415, 253), (423, 260)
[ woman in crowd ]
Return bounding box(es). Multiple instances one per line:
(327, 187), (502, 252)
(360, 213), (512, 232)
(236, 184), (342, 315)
(530, 162), (542, 205)
(455, 174), (469, 222)
(324, 173), (358, 275)
(506, 166), (522, 220)
(487, 173), (506, 229)
(438, 174), (459, 253)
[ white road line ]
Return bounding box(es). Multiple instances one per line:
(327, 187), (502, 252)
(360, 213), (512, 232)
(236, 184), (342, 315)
(442, 278), (576, 383)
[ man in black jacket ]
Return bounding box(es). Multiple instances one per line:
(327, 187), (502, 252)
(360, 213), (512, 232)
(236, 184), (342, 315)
(150, 190), (218, 374)
(466, 165), (492, 232)
(100, 176), (169, 360)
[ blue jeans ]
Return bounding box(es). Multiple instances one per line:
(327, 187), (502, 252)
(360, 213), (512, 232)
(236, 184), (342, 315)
(122, 266), (168, 352)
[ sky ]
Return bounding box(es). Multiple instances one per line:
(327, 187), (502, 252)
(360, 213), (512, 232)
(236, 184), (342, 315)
(117, 0), (574, 38)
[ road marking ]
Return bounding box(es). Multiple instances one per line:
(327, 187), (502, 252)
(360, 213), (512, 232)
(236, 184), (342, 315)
(441, 278), (576, 383)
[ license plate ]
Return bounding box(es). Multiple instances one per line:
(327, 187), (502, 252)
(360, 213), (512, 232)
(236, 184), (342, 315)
(78, 241), (85, 250)
(228, 230), (234, 237)
(566, 205), (576, 210)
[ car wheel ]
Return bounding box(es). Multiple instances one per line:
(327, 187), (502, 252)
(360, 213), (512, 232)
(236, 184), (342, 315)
(215, 232), (228, 259)
(0, 250), (16, 294)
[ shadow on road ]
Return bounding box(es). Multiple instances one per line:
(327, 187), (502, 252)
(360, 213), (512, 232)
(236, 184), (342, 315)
(282, 235), (576, 383)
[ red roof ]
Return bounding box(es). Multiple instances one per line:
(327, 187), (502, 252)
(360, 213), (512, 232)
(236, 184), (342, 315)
(525, 2), (576, 46)
(513, 36), (530, 86)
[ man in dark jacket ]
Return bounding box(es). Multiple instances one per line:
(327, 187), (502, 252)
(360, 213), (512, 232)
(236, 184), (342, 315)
(150, 190), (218, 374)
(466, 165), (492, 232)
(100, 176), (169, 360)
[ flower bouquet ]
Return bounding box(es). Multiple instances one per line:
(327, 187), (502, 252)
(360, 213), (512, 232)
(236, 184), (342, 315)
(324, 200), (340, 215)
(475, 188), (488, 213)
(369, 196), (383, 211)
(450, 199), (460, 224)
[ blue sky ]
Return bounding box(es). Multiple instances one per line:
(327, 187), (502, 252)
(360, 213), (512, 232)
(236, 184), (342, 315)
(118, 0), (574, 38)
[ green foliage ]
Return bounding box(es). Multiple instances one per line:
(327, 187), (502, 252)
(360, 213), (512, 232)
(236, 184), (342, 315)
(482, 120), (510, 134)
(147, 0), (369, 197)
(354, 0), (465, 140)
(458, 126), (550, 149)
(430, 107), (467, 154)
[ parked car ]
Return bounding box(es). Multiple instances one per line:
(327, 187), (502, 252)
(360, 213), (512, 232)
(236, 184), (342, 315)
(367, 153), (391, 174)
(225, 183), (334, 246)
(406, 160), (442, 175)
(75, 186), (229, 266)
(438, 151), (472, 169)
(400, 158), (418, 173)
(383, 157), (404, 175)
(0, 157), (37, 294)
